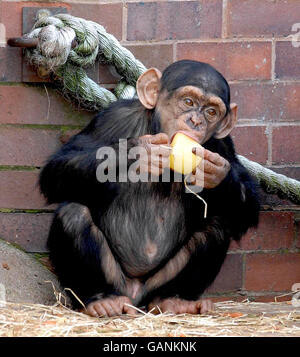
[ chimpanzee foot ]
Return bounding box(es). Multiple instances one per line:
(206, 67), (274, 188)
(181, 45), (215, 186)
(85, 296), (137, 317)
(148, 297), (214, 315)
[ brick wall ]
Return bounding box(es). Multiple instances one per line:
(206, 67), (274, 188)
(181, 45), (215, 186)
(0, 0), (299, 302)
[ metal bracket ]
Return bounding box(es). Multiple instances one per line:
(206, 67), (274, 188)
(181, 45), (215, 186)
(8, 7), (68, 48)
(7, 6), (113, 84)
(22, 7), (68, 35)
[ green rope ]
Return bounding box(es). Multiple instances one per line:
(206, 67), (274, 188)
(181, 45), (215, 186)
(25, 12), (145, 110)
(24, 12), (300, 204)
(238, 156), (300, 204)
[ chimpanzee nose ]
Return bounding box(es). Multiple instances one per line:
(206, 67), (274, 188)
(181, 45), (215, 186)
(190, 116), (200, 126)
(186, 114), (205, 130)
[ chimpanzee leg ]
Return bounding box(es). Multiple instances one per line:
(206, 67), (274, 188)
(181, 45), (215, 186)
(145, 228), (231, 314)
(48, 202), (136, 316)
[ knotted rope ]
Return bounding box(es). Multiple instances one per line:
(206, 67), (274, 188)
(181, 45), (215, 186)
(25, 11), (145, 109)
(23, 11), (300, 204)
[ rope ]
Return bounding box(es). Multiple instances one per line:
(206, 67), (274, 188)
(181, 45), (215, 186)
(25, 12), (146, 109)
(23, 11), (300, 204)
(237, 156), (300, 204)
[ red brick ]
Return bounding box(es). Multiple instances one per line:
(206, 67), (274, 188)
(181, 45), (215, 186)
(0, 48), (22, 82)
(1, 2), (70, 38)
(202, 295), (245, 303)
(0, 127), (61, 166)
(0, 212), (53, 252)
(205, 254), (243, 293)
(272, 126), (300, 165)
(231, 126), (268, 164)
(245, 252), (300, 291)
(1, 2), (29, 38)
(0, 85), (94, 125)
(70, 3), (123, 40)
(127, 1), (222, 41)
(228, 0), (300, 37)
(124, 44), (173, 72)
(0, 171), (48, 209)
(230, 212), (295, 251)
(203, 294), (292, 303)
(230, 82), (300, 121)
(177, 42), (271, 81)
(275, 41), (300, 80)
(249, 294), (292, 303)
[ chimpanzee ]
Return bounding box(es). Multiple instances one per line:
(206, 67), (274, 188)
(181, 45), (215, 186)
(39, 60), (260, 317)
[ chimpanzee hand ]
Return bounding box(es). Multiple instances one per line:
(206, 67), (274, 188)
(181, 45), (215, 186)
(191, 147), (231, 189)
(137, 133), (172, 176)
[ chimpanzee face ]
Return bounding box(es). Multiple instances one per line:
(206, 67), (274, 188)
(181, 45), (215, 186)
(156, 85), (227, 144)
(136, 60), (237, 144)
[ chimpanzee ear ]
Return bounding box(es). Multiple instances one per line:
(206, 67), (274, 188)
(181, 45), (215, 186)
(214, 103), (238, 139)
(136, 68), (162, 109)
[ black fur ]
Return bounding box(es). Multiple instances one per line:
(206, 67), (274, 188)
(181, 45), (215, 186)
(39, 62), (260, 308)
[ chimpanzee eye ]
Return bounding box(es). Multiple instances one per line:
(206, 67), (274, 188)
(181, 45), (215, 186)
(183, 98), (194, 107)
(206, 108), (217, 116)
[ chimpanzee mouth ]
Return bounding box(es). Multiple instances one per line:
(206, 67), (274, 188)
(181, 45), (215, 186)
(172, 130), (199, 143)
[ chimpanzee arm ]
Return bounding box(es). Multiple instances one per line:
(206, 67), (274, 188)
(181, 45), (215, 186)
(39, 135), (137, 205)
(205, 158), (260, 240)
(39, 98), (158, 205)
(39, 107), (145, 206)
(202, 135), (260, 240)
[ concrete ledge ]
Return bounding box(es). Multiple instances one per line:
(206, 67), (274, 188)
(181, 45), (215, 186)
(0, 239), (62, 305)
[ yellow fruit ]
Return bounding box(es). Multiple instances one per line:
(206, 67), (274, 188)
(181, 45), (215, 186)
(169, 132), (202, 174)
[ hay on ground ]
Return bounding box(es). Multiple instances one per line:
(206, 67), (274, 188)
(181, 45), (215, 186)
(0, 300), (299, 337)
